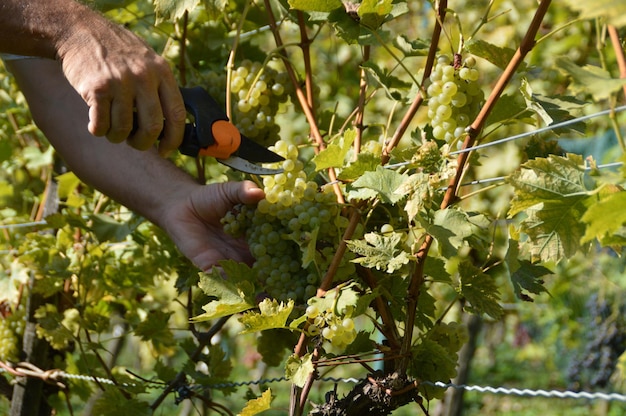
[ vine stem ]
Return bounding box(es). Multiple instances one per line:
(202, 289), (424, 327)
(608, 25), (626, 99)
(262, 0), (344, 203)
(354, 45), (371, 158)
(397, 0), (553, 376)
(381, 0), (447, 165)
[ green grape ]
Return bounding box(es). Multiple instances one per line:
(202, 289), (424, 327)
(0, 317), (19, 361)
(426, 53), (484, 144)
(221, 139), (352, 304)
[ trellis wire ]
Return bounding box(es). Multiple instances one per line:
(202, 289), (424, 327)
(3, 366), (626, 403)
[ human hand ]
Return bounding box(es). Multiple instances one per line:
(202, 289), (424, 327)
(161, 180), (265, 271)
(57, 15), (186, 156)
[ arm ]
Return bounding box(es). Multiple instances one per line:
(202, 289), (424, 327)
(6, 57), (264, 271)
(0, 0), (185, 155)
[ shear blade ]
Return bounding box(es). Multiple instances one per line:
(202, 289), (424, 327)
(218, 156), (284, 175)
(236, 135), (285, 163)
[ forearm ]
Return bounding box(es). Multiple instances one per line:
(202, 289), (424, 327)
(0, 0), (104, 59)
(6, 58), (197, 226)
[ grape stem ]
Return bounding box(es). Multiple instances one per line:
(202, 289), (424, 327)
(397, 0), (553, 377)
(381, 0), (447, 164)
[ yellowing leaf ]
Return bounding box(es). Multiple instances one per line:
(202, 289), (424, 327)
(313, 130), (355, 171)
(285, 353), (314, 388)
(239, 299), (294, 334)
(288, 0), (342, 12)
(238, 389), (273, 416)
(346, 232), (410, 273)
(358, 0), (393, 29)
(581, 190), (626, 243)
(153, 0), (200, 22)
(192, 271), (255, 321)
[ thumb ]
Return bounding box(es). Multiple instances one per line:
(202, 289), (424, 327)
(226, 180), (265, 206)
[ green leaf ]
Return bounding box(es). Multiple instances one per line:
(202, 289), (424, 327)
(285, 353), (314, 388)
(361, 61), (411, 101)
(562, 0), (626, 28)
(393, 35), (430, 57)
(346, 231), (410, 273)
(511, 260), (551, 300)
(337, 152), (381, 181)
(192, 270), (255, 321)
(465, 39), (525, 71)
(508, 154), (592, 261)
(458, 261), (503, 319)
(357, 0), (393, 30)
(0, 259), (30, 305)
(410, 339), (458, 399)
(239, 389), (273, 416)
(288, 0), (342, 12)
(349, 166), (408, 204)
(89, 213), (143, 243)
(239, 299), (294, 334)
(153, 0), (200, 22)
(313, 130), (355, 171)
(134, 310), (175, 353)
(556, 56), (626, 101)
(258, 329), (298, 367)
(397, 173), (433, 222)
(307, 282), (362, 316)
(91, 387), (151, 416)
(581, 190), (626, 243)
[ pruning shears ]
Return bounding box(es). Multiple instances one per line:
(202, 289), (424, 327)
(173, 86), (284, 175)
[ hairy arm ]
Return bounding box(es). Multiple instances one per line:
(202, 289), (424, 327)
(0, 0), (185, 154)
(6, 58), (264, 271)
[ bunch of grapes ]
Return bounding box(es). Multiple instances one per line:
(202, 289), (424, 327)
(305, 303), (356, 350)
(426, 54), (483, 144)
(0, 307), (24, 362)
(222, 140), (354, 303)
(229, 60), (292, 147)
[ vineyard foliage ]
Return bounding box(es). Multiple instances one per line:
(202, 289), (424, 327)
(2, 0), (626, 414)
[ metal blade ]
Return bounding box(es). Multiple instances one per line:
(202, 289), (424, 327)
(236, 135), (285, 163)
(217, 156), (284, 175)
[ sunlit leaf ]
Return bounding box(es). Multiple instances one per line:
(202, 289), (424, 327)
(288, 0), (342, 12)
(285, 353), (314, 388)
(346, 231), (411, 273)
(239, 299), (294, 334)
(313, 130), (355, 171)
(581, 189), (626, 243)
(465, 39), (525, 71)
(239, 389), (273, 416)
(358, 0), (393, 30)
(457, 261), (503, 319)
(153, 0), (200, 22)
(349, 166), (408, 204)
(192, 270), (255, 321)
(562, 0), (626, 28)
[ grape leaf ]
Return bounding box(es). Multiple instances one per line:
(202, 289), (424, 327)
(346, 232), (411, 273)
(134, 310), (175, 353)
(398, 173), (432, 221)
(288, 0), (342, 12)
(458, 261), (503, 319)
(88, 213), (143, 243)
(239, 389), (273, 416)
(308, 282), (361, 316)
(0, 259), (30, 305)
(508, 154), (592, 261)
(285, 353), (314, 388)
(562, 0), (626, 28)
(361, 61), (411, 101)
(258, 329), (299, 367)
(581, 190), (626, 244)
(337, 152), (381, 181)
(91, 387), (150, 416)
(520, 79), (586, 135)
(465, 39), (526, 71)
(357, 0), (393, 30)
(192, 270), (255, 321)
(153, 0), (200, 22)
(556, 57), (626, 101)
(239, 299), (294, 334)
(505, 240), (550, 301)
(393, 35), (430, 57)
(313, 130), (355, 171)
(410, 339), (458, 400)
(349, 166), (408, 204)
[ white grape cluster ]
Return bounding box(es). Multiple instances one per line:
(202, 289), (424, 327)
(0, 312), (22, 361)
(426, 55), (483, 143)
(221, 140), (354, 303)
(305, 304), (356, 350)
(230, 60), (291, 147)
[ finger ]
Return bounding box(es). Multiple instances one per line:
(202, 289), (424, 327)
(87, 98), (112, 138)
(157, 81), (186, 157)
(107, 95), (135, 144)
(127, 90), (164, 151)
